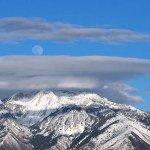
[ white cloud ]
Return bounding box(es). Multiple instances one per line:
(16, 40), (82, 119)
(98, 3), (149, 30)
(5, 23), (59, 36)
(57, 77), (98, 89)
(0, 17), (149, 43)
(0, 81), (9, 86)
(100, 82), (143, 103)
(0, 56), (150, 104)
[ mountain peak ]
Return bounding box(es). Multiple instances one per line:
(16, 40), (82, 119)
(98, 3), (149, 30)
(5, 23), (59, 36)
(1, 90), (150, 150)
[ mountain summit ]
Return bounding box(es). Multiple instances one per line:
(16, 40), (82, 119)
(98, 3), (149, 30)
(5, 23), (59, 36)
(0, 90), (150, 150)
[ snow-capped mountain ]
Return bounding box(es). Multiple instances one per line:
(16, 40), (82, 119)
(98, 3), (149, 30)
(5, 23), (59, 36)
(0, 90), (150, 150)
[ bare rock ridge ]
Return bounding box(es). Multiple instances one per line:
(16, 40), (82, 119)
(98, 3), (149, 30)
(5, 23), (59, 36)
(0, 90), (150, 150)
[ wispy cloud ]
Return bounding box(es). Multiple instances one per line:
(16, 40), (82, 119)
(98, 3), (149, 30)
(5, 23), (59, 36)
(0, 56), (150, 103)
(144, 89), (150, 94)
(0, 17), (149, 43)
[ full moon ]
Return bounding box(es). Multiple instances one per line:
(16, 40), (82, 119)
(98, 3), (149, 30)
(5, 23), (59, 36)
(32, 45), (44, 55)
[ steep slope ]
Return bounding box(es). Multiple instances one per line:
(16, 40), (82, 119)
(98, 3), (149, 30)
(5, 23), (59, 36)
(0, 119), (32, 150)
(1, 90), (150, 150)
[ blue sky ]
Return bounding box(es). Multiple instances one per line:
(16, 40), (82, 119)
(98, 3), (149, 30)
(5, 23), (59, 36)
(0, 0), (150, 111)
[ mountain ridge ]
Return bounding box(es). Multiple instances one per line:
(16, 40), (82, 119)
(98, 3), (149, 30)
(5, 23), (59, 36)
(0, 90), (150, 150)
